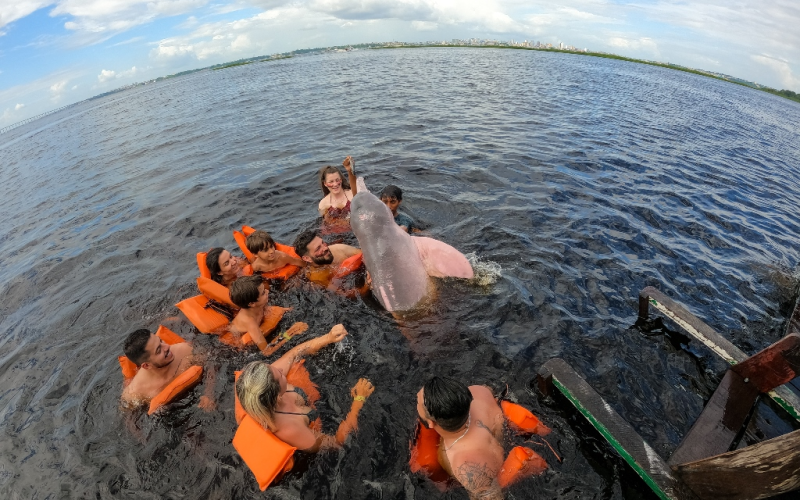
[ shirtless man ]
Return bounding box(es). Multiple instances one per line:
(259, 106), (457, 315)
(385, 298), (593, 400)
(292, 229), (361, 289)
(121, 328), (216, 410)
(416, 377), (505, 500)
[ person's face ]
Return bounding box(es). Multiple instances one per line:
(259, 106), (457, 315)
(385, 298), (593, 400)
(252, 283), (269, 308)
(324, 172), (343, 193)
(270, 364), (288, 394)
(218, 250), (238, 276)
(381, 196), (401, 215)
(416, 388), (434, 429)
(257, 244), (276, 261)
(142, 334), (174, 369)
(304, 236), (334, 265)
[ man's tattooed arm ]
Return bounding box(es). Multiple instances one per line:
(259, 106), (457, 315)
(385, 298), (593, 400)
(454, 461), (504, 500)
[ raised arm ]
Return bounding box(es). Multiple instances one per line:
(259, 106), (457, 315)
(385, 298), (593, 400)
(281, 377), (375, 453)
(343, 156), (357, 195)
(271, 324), (347, 374)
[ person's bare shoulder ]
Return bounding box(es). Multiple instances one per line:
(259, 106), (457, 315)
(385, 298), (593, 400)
(330, 244), (360, 258)
(318, 195), (331, 213)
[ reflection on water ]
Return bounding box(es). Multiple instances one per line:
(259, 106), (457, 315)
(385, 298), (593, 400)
(1, 48), (799, 499)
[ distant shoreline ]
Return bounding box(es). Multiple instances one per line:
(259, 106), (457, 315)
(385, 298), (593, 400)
(373, 44), (800, 105)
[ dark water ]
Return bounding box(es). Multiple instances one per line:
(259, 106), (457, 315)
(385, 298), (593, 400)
(1, 48), (800, 499)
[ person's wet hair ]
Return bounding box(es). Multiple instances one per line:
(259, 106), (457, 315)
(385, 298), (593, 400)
(246, 230), (276, 255)
(237, 361), (280, 431)
(379, 184), (403, 201)
(293, 229), (319, 258)
(423, 376), (473, 432)
(229, 275), (263, 309)
(206, 247), (225, 284)
(318, 165), (350, 196)
(123, 328), (152, 367)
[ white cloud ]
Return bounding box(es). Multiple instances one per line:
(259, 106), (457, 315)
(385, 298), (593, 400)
(411, 20), (437, 31)
(47, 0), (208, 42)
(97, 66), (138, 83)
(752, 54), (800, 90)
(50, 80), (67, 93)
(97, 68), (115, 82)
(14, 103), (25, 110)
(0, 1), (52, 29)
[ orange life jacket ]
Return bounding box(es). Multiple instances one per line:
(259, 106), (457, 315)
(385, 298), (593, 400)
(232, 361), (321, 490)
(118, 326), (204, 415)
(409, 401), (549, 488)
(175, 263), (288, 345)
(233, 225), (303, 281)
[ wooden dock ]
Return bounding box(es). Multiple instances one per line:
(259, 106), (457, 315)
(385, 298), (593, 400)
(538, 286), (800, 500)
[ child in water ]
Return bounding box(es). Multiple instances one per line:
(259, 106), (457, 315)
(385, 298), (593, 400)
(246, 230), (306, 274)
(380, 185), (416, 233)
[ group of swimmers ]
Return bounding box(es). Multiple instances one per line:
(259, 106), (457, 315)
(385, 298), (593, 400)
(119, 158), (539, 499)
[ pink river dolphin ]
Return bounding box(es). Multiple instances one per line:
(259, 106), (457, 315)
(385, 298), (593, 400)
(350, 178), (474, 312)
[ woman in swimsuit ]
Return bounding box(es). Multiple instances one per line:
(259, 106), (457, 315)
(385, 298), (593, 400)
(206, 247), (250, 287)
(317, 157), (357, 234)
(237, 324), (375, 452)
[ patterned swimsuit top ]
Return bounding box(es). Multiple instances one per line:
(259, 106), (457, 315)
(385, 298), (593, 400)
(326, 199), (351, 220)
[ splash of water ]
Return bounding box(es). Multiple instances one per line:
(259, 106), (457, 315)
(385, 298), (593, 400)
(465, 252), (502, 287)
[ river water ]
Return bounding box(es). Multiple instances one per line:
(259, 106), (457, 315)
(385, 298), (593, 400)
(1, 48), (799, 499)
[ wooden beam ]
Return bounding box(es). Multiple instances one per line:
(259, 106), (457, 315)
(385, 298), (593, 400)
(667, 370), (759, 467)
(638, 287), (744, 364)
(538, 358), (682, 500)
(674, 429), (800, 500)
(638, 286), (800, 422)
(731, 334), (800, 393)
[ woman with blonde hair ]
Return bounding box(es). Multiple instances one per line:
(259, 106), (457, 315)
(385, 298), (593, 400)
(237, 324), (375, 451)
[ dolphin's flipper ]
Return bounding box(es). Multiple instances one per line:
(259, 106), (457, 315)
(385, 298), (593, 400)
(412, 237), (474, 279)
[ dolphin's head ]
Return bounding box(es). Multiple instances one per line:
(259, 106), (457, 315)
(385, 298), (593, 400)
(351, 177), (397, 240)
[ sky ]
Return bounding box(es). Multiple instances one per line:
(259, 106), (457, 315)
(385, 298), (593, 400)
(1, 0), (799, 127)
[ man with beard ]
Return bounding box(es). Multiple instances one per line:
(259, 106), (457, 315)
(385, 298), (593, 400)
(293, 229), (362, 289)
(120, 328), (216, 410)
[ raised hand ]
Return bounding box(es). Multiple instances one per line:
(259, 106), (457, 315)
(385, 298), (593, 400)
(351, 378), (375, 400)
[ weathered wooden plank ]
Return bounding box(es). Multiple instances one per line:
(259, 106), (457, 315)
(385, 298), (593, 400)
(538, 358), (680, 500)
(731, 334), (800, 393)
(638, 287), (745, 364)
(667, 370), (759, 467)
(638, 286), (800, 421)
(674, 429), (800, 500)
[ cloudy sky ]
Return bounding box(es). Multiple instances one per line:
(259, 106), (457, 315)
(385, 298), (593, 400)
(1, 0), (798, 127)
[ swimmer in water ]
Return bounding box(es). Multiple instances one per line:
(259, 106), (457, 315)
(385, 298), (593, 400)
(206, 247), (249, 287)
(292, 229), (361, 289)
(237, 324), (375, 452)
(246, 230), (306, 276)
(121, 328), (217, 410)
(379, 184), (417, 233)
(317, 157), (357, 234)
(229, 275), (306, 355)
(416, 377), (506, 500)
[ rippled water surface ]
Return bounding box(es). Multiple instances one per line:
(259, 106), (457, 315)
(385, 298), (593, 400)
(2, 48), (800, 499)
